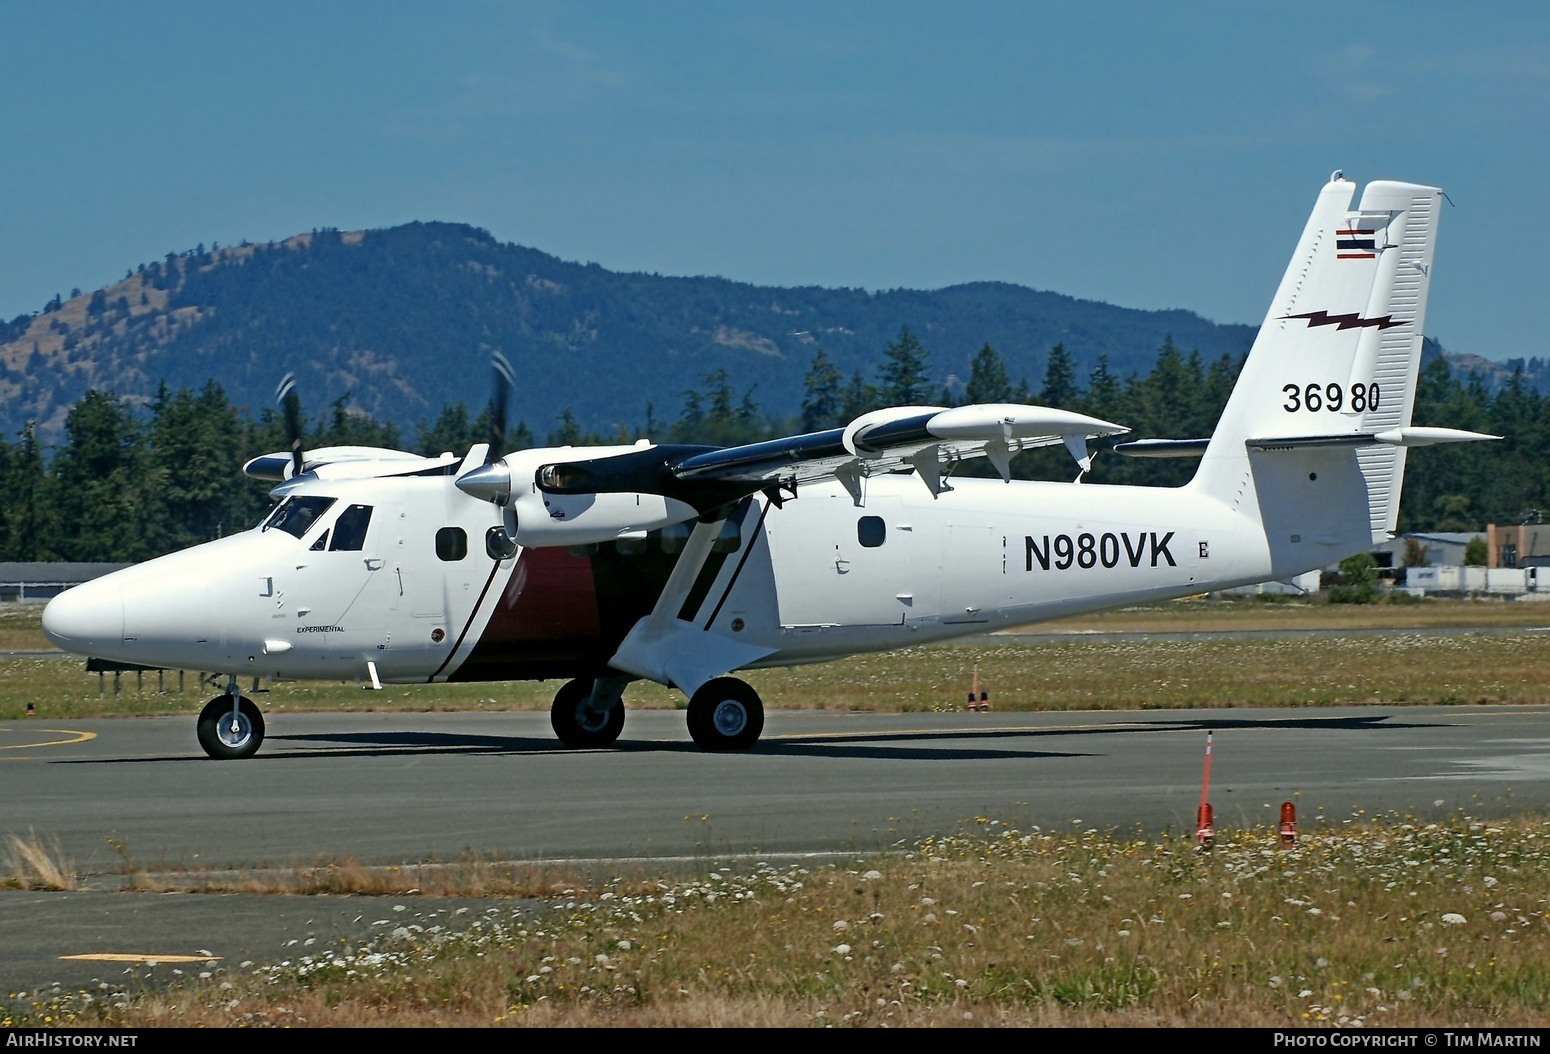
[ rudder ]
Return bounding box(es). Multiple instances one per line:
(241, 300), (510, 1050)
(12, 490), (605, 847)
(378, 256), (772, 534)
(1192, 174), (1445, 563)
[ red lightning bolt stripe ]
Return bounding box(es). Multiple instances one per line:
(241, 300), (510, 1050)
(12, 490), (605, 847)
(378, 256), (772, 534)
(1282, 310), (1400, 331)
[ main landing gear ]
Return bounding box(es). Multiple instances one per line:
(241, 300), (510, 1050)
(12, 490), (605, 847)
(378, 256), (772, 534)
(686, 677), (764, 751)
(196, 676), (265, 760)
(549, 674), (766, 751)
(550, 676), (627, 748)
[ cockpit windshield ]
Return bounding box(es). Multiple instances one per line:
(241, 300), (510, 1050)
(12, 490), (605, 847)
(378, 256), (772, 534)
(261, 495), (337, 539)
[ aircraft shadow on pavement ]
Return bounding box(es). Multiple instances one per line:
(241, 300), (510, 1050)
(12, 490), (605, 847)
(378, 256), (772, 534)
(55, 711), (1448, 765)
(760, 712), (1448, 760)
(266, 730), (1087, 763)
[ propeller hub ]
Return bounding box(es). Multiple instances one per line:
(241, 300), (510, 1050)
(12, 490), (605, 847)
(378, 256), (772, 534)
(456, 460), (513, 506)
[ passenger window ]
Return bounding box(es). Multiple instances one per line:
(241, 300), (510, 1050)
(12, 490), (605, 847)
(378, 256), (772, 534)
(329, 504), (373, 551)
(711, 518), (743, 554)
(858, 516), (886, 548)
(436, 527), (467, 562)
(658, 522), (690, 555)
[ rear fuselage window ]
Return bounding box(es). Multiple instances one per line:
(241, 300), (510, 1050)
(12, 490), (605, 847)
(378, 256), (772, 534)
(711, 517), (743, 554)
(858, 515), (886, 548)
(615, 534), (648, 556)
(436, 526), (467, 561)
(329, 504), (374, 551)
(658, 522), (690, 554)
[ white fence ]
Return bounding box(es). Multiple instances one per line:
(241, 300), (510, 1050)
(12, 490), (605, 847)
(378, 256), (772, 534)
(1403, 564), (1546, 596)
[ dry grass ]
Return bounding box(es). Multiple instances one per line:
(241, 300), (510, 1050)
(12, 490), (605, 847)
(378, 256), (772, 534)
(2, 831), (78, 891)
(0, 603), (51, 651)
(752, 629), (1550, 712)
(12, 813), (1550, 1028)
(123, 856), (619, 898)
(8, 595), (1550, 722)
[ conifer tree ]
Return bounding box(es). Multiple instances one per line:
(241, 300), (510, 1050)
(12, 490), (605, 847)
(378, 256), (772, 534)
(876, 326), (932, 405)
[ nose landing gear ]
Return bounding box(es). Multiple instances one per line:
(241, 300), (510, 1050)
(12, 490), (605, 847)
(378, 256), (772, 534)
(196, 676), (266, 759)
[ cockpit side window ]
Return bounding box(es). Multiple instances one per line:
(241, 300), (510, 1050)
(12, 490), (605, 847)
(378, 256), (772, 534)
(262, 496), (337, 539)
(329, 504), (374, 551)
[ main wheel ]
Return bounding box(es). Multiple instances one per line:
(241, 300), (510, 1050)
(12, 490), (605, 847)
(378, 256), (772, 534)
(196, 695), (265, 760)
(686, 677), (764, 751)
(550, 678), (625, 748)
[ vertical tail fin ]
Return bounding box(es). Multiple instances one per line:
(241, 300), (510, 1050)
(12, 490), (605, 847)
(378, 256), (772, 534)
(1192, 174), (1446, 566)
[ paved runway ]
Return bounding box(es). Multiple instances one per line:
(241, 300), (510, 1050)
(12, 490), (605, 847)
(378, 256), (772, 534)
(4, 704), (1550, 997)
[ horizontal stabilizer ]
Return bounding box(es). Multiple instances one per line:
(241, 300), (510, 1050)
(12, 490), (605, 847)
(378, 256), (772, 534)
(1245, 427), (1499, 452)
(1113, 438), (1211, 459)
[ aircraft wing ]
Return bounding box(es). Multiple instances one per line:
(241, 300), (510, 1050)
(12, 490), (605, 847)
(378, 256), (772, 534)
(528, 403), (1129, 508)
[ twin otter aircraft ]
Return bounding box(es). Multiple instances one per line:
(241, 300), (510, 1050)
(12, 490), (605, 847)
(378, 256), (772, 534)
(43, 174), (1495, 759)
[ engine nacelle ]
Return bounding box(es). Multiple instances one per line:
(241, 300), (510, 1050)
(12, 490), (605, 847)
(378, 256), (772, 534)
(457, 444), (698, 549)
(508, 484), (696, 548)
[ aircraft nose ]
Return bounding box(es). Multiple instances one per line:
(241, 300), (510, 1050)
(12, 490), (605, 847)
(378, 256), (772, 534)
(42, 580), (124, 653)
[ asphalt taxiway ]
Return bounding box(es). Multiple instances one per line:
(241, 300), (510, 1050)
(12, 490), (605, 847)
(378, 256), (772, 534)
(5, 703), (1550, 995)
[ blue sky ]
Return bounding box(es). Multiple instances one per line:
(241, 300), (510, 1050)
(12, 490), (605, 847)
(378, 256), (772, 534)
(2, 1), (1545, 362)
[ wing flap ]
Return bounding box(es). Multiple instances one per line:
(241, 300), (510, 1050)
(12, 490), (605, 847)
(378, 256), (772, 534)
(552, 403), (1128, 508)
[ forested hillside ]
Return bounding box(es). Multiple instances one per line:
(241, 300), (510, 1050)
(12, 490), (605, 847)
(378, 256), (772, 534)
(0, 338), (1537, 563)
(0, 222), (1257, 441)
(0, 221), (1538, 562)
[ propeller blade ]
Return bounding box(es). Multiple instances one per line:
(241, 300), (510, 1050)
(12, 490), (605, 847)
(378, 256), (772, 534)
(489, 349), (515, 462)
(276, 372), (303, 479)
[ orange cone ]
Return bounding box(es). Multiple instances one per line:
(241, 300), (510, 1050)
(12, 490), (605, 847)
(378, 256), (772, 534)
(1196, 803), (1214, 850)
(1195, 731), (1214, 849)
(1279, 802), (1297, 849)
(967, 664), (983, 710)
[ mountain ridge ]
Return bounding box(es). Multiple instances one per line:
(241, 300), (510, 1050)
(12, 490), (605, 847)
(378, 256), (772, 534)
(1, 219), (1502, 443)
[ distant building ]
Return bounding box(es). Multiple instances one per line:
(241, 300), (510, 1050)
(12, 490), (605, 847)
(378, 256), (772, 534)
(1486, 524), (1550, 568)
(1368, 532), (1480, 571)
(0, 563), (128, 601)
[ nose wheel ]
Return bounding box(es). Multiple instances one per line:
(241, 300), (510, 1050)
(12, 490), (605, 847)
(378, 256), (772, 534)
(196, 693), (266, 759)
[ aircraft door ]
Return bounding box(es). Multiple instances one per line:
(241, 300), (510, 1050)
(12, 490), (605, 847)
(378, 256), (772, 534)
(773, 495), (926, 628)
(371, 502), (450, 623)
(940, 525), (997, 624)
(332, 502), (396, 634)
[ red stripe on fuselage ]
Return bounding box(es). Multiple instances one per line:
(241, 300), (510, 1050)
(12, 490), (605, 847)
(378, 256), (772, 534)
(449, 548), (605, 681)
(491, 548), (602, 639)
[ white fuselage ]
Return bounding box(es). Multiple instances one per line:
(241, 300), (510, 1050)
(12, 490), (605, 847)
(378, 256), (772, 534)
(42, 468), (1294, 689)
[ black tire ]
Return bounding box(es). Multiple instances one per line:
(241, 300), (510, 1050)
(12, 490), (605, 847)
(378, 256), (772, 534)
(196, 695), (265, 760)
(686, 677), (764, 751)
(550, 677), (625, 748)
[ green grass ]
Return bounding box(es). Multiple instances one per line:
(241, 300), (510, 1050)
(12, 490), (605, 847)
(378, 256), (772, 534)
(7, 596), (1550, 1027)
(9, 594), (1550, 721)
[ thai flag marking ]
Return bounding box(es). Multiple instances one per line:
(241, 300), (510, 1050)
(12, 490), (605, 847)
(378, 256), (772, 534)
(1336, 227), (1377, 259)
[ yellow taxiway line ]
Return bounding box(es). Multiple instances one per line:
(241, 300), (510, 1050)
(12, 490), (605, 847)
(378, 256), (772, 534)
(0, 727), (97, 750)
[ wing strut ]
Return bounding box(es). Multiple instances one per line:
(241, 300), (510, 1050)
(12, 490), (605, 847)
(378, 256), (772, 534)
(606, 499), (776, 695)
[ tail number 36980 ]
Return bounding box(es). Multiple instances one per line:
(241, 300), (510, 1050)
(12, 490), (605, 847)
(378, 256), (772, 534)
(1282, 382), (1380, 413)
